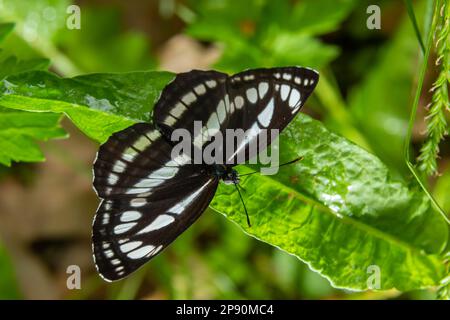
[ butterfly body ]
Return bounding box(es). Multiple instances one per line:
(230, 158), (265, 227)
(211, 164), (239, 185)
(92, 66), (319, 281)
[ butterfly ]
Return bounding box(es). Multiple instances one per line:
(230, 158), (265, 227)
(92, 66), (319, 281)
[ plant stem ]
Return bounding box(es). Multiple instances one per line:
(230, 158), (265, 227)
(404, 0), (450, 226)
(405, 0), (426, 53)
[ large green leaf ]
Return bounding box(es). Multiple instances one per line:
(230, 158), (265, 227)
(0, 23), (14, 42)
(290, 0), (357, 35)
(0, 71), (174, 142)
(186, 0), (343, 71)
(0, 107), (67, 166)
(213, 115), (448, 290)
(0, 70), (447, 290)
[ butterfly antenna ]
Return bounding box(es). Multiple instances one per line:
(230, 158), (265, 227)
(234, 182), (251, 227)
(239, 156), (304, 177)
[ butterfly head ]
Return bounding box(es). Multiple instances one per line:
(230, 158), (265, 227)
(212, 164), (240, 185)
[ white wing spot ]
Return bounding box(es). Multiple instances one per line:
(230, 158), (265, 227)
(163, 115), (177, 126)
(170, 102), (187, 118)
(283, 73), (292, 80)
(304, 79), (309, 86)
(182, 92), (196, 105)
(133, 136), (151, 151)
(194, 84), (207, 95)
(294, 77), (301, 84)
(108, 173), (119, 185)
(120, 241), (143, 253)
(207, 112), (220, 131)
(127, 245), (155, 259)
(123, 147), (138, 161)
(104, 201), (112, 211)
(111, 259), (121, 265)
(138, 214), (175, 234)
(244, 75), (255, 81)
(130, 198), (147, 207)
(206, 80), (217, 88)
(112, 160), (126, 173)
(120, 210), (142, 222)
(147, 130), (161, 141)
(217, 100), (226, 123)
(113, 222), (137, 235)
(274, 73), (281, 79)
(280, 84), (291, 101)
(234, 96), (244, 109)
(102, 213), (110, 225)
(104, 250), (114, 258)
(246, 88), (258, 104)
(258, 98), (274, 127)
(168, 181), (211, 214)
(288, 88), (301, 108)
(148, 245), (164, 257)
(258, 82), (269, 99)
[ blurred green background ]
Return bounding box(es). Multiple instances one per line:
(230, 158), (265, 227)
(0, 0), (448, 299)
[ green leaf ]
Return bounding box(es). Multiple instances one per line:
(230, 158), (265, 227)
(348, 3), (424, 174)
(434, 168), (450, 216)
(0, 70), (175, 142)
(212, 115), (448, 290)
(291, 0), (358, 35)
(0, 107), (67, 166)
(0, 56), (49, 79)
(0, 70), (447, 290)
(0, 23), (14, 42)
(55, 7), (156, 74)
(0, 241), (21, 299)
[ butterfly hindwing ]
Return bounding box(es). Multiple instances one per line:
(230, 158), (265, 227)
(93, 123), (218, 281)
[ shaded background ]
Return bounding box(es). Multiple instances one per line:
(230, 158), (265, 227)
(0, 0), (448, 299)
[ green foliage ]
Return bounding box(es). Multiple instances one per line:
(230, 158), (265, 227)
(0, 0), (448, 298)
(418, 0), (450, 175)
(0, 242), (21, 299)
(0, 107), (66, 166)
(186, 0), (357, 70)
(55, 7), (156, 74)
(213, 115), (447, 291)
(349, 12), (420, 175)
(0, 70), (447, 290)
(0, 71), (174, 142)
(0, 23), (66, 166)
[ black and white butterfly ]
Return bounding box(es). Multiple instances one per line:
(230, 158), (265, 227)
(92, 66), (319, 281)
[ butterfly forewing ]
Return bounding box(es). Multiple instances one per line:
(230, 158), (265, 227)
(153, 70), (229, 148)
(223, 67), (319, 164)
(152, 67), (319, 165)
(93, 123), (218, 281)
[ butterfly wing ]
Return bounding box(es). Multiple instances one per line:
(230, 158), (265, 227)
(152, 67), (318, 165)
(224, 67), (319, 164)
(153, 69), (228, 142)
(93, 123), (218, 281)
